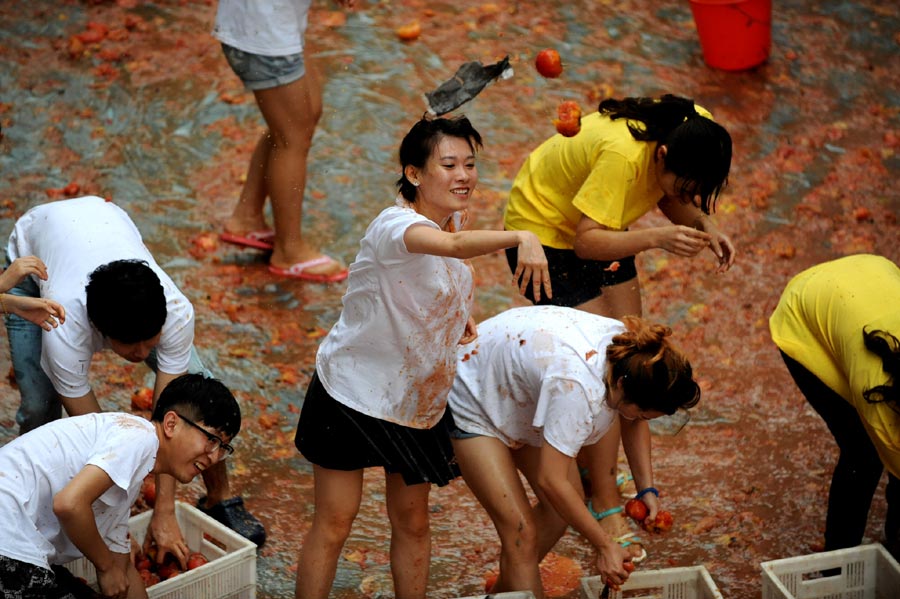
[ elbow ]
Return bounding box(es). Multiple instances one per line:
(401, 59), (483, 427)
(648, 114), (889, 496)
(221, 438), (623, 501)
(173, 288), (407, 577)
(572, 236), (591, 260)
(52, 491), (77, 524)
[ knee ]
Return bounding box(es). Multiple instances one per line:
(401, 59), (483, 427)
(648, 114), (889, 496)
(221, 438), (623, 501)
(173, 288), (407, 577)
(498, 516), (540, 559)
(14, 383), (59, 434)
(389, 506), (430, 540)
(311, 509), (357, 546)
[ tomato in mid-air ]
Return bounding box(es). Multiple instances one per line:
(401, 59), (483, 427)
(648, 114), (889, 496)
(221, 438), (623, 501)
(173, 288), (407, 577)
(535, 49), (563, 78)
(553, 100), (582, 137)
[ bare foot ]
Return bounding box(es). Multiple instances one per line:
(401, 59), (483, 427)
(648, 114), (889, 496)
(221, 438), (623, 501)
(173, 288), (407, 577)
(223, 215), (271, 235)
(270, 250), (347, 277)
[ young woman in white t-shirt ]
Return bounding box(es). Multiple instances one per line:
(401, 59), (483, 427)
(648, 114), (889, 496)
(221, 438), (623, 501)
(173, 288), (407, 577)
(447, 306), (701, 598)
(292, 116), (551, 599)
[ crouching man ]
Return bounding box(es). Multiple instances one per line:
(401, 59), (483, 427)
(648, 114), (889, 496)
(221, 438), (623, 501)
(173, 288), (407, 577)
(0, 373), (241, 599)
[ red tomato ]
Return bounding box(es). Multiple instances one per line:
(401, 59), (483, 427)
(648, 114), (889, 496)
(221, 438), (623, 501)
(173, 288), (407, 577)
(556, 100), (581, 122)
(396, 21), (421, 42)
(623, 561), (636, 573)
(624, 498), (649, 522)
(642, 509), (674, 533)
(553, 100), (582, 137)
(134, 553), (152, 572)
(75, 29), (105, 44)
(140, 476), (156, 507)
(535, 48), (563, 78)
(554, 118), (581, 137)
(131, 387), (153, 411)
(187, 552), (208, 570)
(138, 568), (159, 587)
(157, 559), (181, 580)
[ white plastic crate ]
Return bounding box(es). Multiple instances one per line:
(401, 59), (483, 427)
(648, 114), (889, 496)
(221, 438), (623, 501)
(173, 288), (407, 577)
(454, 593), (536, 599)
(581, 565), (723, 599)
(760, 543), (900, 599)
(66, 501), (257, 599)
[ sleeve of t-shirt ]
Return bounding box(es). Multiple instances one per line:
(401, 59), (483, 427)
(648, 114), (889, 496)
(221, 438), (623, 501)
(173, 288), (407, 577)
(536, 377), (601, 457)
(87, 416), (157, 553)
(571, 151), (637, 230)
(87, 416), (157, 497)
(377, 208), (439, 264)
(41, 321), (95, 398)
(154, 294), (195, 375)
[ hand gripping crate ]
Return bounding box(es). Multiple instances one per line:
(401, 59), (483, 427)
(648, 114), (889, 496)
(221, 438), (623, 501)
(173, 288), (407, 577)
(66, 501), (257, 599)
(581, 565), (724, 599)
(760, 543), (900, 599)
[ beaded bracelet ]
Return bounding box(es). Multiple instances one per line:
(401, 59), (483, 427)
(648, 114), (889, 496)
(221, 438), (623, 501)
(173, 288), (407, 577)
(635, 487), (659, 500)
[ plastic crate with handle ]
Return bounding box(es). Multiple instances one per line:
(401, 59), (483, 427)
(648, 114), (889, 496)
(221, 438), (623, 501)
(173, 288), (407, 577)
(760, 543), (900, 599)
(66, 501), (256, 599)
(581, 565), (724, 599)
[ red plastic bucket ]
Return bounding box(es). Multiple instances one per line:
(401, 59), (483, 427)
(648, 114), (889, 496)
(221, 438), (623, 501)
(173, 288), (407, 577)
(689, 0), (772, 71)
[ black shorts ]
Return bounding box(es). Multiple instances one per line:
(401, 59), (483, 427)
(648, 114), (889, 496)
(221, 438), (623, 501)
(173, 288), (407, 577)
(505, 245), (637, 307)
(295, 371), (461, 487)
(0, 556), (80, 599)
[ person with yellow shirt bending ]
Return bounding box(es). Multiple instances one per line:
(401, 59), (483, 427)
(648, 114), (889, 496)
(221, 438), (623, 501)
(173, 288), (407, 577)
(502, 94), (734, 559)
(770, 254), (900, 558)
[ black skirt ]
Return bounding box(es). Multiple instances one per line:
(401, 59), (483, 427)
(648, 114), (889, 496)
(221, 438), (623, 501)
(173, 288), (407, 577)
(295, 371), (461, 487)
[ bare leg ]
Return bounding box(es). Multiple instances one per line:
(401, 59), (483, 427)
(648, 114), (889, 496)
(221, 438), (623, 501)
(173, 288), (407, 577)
(225, 133), (271, 234)
(575, 278), (644, 558)
(385, 473), (432, 599)
(514, 446), (580, 562)
(201, 461), (230, 505)
(295, 466), (364, 599)
(237, 62), (344, 276)
(453, 436), (544, 598)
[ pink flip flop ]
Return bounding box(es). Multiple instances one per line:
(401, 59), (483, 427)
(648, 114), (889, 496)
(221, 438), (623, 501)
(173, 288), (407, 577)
(220, 230), (275, 251)
(268, 256), (349, 283)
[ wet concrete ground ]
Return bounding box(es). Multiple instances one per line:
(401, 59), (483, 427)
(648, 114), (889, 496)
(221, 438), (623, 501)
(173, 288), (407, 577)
(1, 0), (899, 597)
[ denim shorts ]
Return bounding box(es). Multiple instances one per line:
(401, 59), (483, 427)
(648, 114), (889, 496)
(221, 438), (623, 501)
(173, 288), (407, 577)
(221, 43), (305, 90)
(448, 422), (481, 440)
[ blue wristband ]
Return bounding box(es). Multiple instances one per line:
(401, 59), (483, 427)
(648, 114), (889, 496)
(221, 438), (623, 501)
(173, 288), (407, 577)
(635, 487), (659, 500)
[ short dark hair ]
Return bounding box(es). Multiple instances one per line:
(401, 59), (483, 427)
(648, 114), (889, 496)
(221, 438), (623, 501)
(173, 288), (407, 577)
(85, 259), (167, 343)
(396, 115), (483, 203)
(599, 94), (732, 214)
(151, 373), (241, 438)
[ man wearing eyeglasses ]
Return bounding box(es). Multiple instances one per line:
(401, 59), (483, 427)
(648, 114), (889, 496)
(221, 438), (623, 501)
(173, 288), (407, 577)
(0, 374), (241, 599)
(2, 197), (266, 562)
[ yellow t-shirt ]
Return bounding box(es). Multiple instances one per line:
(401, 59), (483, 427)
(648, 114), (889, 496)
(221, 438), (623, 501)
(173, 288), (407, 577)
(503, 106), (712, 250)
(769, 254), (900, 477)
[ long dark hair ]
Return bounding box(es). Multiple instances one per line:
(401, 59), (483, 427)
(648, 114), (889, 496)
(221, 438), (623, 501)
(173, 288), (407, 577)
(599, 94), (732, 214)
(396, 115), (483, 203)
(862, 329), (900, 411)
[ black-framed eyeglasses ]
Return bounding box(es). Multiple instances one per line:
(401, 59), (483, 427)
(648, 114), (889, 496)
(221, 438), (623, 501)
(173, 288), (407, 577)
(175, 413), (234, 457)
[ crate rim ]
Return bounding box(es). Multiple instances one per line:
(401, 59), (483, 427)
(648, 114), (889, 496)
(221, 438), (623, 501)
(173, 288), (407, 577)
(759, 542), (900, 599)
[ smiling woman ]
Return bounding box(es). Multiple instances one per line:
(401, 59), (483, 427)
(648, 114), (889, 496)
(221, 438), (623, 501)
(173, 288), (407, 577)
(290, 115), (555, 599)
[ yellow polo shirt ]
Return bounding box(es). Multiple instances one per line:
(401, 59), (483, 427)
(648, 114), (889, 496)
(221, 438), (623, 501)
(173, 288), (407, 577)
(769, 254), (900, 477)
